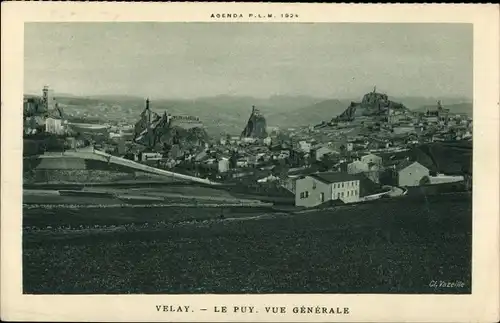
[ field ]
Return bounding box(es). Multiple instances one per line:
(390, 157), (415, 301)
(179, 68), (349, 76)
(23, 194), (471, 294)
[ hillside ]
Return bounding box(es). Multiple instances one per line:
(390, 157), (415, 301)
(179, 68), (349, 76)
(416, 102), (473, 117)
(267, 99), (349, 128)
(410, 141), (472, 174)
(44, 94), (472, 135)
(335, 91), (410, 122)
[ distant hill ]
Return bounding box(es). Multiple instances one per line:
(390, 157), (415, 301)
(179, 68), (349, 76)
(53, 94), (326, 136)
(42, 93), (473, 135)
(267, 99), (350, 128)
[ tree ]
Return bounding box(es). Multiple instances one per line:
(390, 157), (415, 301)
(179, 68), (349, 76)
(419, 176), (431, 186)
(316, 153), (336, 172)
(229, 151), (238, 169)
(272, 160), (289, 179)
(339, 144), (347, 157)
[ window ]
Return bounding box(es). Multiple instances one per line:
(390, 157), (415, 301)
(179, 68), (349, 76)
(342, 183), (344, 188)
(347, 191), (350, 197)
(337, 193), (340, 199)
(341, 192), (344, 197)
(320, 193), (325, 202)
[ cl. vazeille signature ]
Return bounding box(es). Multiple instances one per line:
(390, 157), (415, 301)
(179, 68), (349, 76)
(429, 280), (466, 288)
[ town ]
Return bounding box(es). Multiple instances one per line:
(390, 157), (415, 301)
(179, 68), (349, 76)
(23, 85), (473, 208)
(19, 20), (478, 297)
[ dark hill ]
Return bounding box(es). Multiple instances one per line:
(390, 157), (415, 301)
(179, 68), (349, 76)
(335, 91), (409, 122)
(410, 141), (472, 175)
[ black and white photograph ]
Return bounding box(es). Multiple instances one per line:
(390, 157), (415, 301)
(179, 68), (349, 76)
(22, 21), (474, 294)
(2, 2), (499, 323)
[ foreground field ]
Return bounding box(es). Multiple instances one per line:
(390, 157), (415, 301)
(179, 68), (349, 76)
(23, 194), (471, 294)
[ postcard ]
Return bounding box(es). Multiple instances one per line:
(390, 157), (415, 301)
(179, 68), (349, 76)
(1, 2), (499, 322)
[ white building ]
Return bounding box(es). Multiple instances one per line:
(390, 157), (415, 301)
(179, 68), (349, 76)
(429, 174), (464, 185)
(230, 136), (241, 144)
(109, 132), (123, 139)
(360, 153), (383, 166)
(141, 152), (163, 161)
(393, 126), (416, 135)
(241, 137), (258, 144)
(394, 161), (430, 187)
(294, 172), (361, 208)
(298, 141), (312, 153)
(263, 136), (272, 146)
(276, 150), (290, 160)
(314, 146), (337, 161)
(45, 117), (64, 135)
(347, 160), (369, 174)
(218, 158), (230, 173)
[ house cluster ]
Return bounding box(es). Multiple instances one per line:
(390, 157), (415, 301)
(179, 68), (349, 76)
(113, 98), (471, 188)
(280, 147), (466, 208)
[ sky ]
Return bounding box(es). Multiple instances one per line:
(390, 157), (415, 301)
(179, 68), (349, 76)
(24, 23), (473, 99)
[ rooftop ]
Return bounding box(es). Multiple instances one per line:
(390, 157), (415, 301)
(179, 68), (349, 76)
(308, 172), (362, 184)
(394, 160), (427, 172)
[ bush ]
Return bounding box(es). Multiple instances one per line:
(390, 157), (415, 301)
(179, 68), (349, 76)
(419, 176), (431, 185)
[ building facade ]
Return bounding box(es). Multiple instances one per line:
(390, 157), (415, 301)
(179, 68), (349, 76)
(45, 117), (64, 135)
(295, 172), (361, 208)
(297, 141), (312, 153)
(347, 160), (369, 174)
(314, 146), (337, 161)
(218, 158), (230, 173)
(395, 161), (430, 187)
(360, 153), (383, 166)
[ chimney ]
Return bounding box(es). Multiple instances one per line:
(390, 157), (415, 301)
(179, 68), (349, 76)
(146, 98), (150, 110)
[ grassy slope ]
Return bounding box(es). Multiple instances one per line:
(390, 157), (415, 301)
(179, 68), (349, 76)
(23, 194), (471, 294)
(414, 141), (472, 174)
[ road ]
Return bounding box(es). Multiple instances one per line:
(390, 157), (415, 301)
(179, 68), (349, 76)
(30, 148), (221, 186)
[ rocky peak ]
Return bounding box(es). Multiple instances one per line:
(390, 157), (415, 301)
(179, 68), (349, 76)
(335, 88), (408, 122)
(241, 105), (268, 139)
(133, 98), (207, 150)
